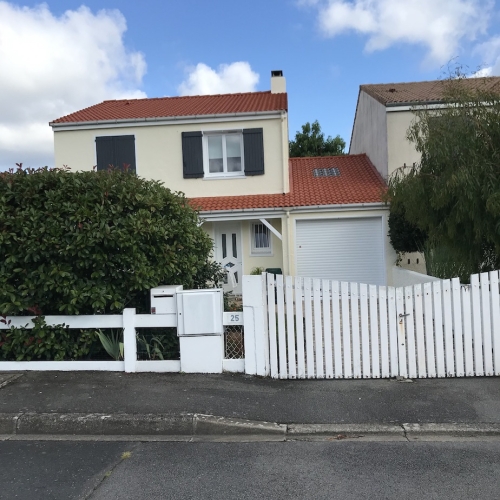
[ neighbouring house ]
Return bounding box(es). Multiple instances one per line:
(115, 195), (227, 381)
(349, 77), (500, 181)
(50, 71), (396, 292)
(349, 76), (500, 273)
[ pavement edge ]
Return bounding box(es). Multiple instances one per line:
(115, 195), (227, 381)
(2, 414), (500, 438)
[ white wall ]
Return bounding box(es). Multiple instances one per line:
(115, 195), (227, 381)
(386, 110), (422, 178)
(349, 91), (388, 179)
(53, 115), (288, 198)
(241, 219), (284, 274)
(392, 266), (439, 287)
(398, 251), (427, 274)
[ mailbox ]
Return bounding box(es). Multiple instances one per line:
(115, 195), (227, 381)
(150, 285), (183, 315)
(176, 289), (223, 337)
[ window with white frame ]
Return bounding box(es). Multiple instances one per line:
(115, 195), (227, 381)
(203, 132), (244, 177)
(251, 222), (272, 255)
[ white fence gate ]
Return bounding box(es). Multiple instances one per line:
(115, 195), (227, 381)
(257, 271), (500, 379)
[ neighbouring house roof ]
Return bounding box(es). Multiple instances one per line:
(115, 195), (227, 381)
(360, 77), (500, 106)
(50, 91), (288, 125)
(190, 154), (386, 212)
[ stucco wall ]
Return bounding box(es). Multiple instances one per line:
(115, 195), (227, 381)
(287, 208), (397, 286)
(201, 219), (284, 276)
(398, 251), (426, 274)
(386, 110), (421, 179)
(53, 115), (288, 198)
(240, 219), (284, 275)
(349, 92), (388, 179)
(392, 266), (439, 287)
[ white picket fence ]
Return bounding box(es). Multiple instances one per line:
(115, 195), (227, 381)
(0, 309), (243, 373)
(264, 271), (500, 379)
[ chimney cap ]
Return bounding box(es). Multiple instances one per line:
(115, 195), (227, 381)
(271, 70), (283, 77)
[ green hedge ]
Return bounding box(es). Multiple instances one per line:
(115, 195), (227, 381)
(0, 166), (217, 316)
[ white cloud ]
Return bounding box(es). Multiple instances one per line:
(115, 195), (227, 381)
(308, 0), (492, 64)
(472, 67), (493, 77)
(472, 36), (500, 76)
(0, 2), (147, 169)
(178, 62), (259, 96)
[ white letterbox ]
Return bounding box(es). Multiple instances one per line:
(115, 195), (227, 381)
(150, 285), (183, 315)
(176, 289), (223, 337)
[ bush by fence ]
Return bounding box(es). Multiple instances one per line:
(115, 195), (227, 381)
(0, 166), (217, 317)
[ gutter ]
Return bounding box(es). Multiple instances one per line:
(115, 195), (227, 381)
(49, 110), (285, 130)
(385, 101), (455, 112)
(385, 100), (446, 108)
(198, 202), (388, 221)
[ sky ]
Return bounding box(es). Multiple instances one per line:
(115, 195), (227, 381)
(1, 0), (500, 169)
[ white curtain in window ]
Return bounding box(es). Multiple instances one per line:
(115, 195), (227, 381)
(225, 135), (242, 172)
(254, 224), (270, 249)
(208, 135), (223, 173)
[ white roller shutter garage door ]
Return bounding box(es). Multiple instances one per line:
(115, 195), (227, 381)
(296, 217), (386, 285)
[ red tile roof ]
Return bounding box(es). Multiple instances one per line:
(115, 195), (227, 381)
(190, 154), (386, 212)
(51, 91), (288, 124)
(361, 77), (500, 106)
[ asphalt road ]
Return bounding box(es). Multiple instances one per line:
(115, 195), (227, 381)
(1, 439), (500, 499)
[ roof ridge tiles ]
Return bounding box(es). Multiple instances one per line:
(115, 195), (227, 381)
(51, 90), (287, 124)
(102, 90), (273, 104)
(289, 154), (367, 161)
(360, 77), (500, 105)
(360, 76), (500, 87)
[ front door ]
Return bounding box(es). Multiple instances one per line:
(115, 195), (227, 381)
(214, 222), (243, 294)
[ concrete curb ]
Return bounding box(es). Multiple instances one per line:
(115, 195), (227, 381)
(1, 413), (286, 437)
(288, 423), (403, 438)
(2, 413), (500, 438)
(402, 423), (500, 438)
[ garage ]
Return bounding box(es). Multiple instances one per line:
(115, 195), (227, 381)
(295, 217), (386, 285)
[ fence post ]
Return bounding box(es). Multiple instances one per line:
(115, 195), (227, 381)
(123, 308), (137, 373)
(243, 275), (269, 376)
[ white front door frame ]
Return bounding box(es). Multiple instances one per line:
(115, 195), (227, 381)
(214, 222), (243, 294)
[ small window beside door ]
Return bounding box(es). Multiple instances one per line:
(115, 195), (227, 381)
(251, 223), (272, 255)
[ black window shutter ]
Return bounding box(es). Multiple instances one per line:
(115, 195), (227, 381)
(96, 135), (136, 172)
(243, 128), (264, 176)
(182, 131), (204, 178)
(95, 136), (115, 171)
(113, 135), (136, 173)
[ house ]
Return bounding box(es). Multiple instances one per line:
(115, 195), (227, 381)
(349, 76), (500, 273)
(349, 77), (500, 181)
(50, 71), (396, 292)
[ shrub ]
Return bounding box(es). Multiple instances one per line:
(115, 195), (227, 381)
(0, 316), (96, 361)
(0, 166), (216, 315)
(388, 207), (427, 254)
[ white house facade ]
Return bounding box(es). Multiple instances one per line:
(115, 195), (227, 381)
(51, 71), (396, 292)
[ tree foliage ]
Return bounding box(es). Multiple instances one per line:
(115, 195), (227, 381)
(388, 207), (427, 254)
(0, 166), (217, 315)
(289, 120), (345, 157)
(386, 74), (500, 278)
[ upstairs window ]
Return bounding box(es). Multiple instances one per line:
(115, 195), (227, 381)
(251, 222), (272, 255)
(204, 132), (244, 177)
(95, 135), (136, 173)
(182, 128), (264, 179)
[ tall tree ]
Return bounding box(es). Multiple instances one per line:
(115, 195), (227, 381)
(386, 75), (500, 279)
(289, 120), (345, 157)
